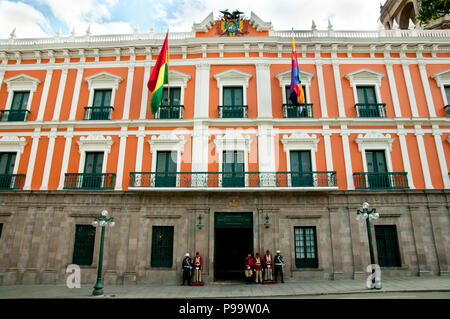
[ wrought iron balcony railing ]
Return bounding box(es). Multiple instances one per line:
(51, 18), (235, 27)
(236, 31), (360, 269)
(64, 173), (116, 190)
(355, 103), (387, 118)
(282, 103), (313, 118)
(129, 171), (337, 188)
(83, 106), (114, 120)
(218, 105), (248, 118)
(353, 172), (409, 189)
(0, 174), (26, 189)
(444, 105), (450, 117)
(0, 109), (30, 122)
(154, 105), (184, 119)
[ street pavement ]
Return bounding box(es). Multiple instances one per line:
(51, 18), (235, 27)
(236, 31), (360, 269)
(0, 276), (449, 298)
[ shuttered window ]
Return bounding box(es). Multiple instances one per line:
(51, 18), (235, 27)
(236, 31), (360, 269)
(72, 225), (96, 266)
(151, 226), (174, 268)
(375, 225), (401, 267)
(294, 226), (318, 268)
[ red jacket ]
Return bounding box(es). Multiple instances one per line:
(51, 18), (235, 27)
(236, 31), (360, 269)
(193, 255), (202, 270)
(245, 257), (254, 270)
(254, 256), (263, 271)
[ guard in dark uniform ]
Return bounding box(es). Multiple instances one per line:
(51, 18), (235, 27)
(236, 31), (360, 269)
(182, 253), (193, 286)
(274, 250), (285, 283)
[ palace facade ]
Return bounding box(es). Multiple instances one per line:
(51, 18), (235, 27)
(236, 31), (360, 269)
(0, 11), (449, 285)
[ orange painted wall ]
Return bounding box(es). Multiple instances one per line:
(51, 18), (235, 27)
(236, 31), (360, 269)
(47, 136), (66, 189)
(409, 64), (429, 117)
(31, 137), (48, 188)
(59, 69), (78, 121)
(405, 134), (425, 189)
(323, 64), (339, 117)
(426, 64), (449, 117)
(121, 135), (137, 190)
(393, 64), (412, 117)
(330, 134), (346, 189)
(42, 69), (61, 121)
(129, 66), (144, 120)
(423, 134), (443, 188)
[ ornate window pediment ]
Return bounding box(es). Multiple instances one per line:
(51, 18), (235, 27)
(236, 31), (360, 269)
(0, 136), (27, 154)
(148, 133), (187, 155)
(431, 69), (450, 87)
(281, 133), (320, 153)
(85, 72), (123, 91)
(4, 74), (41, 93)
(275, 69), (314, 87)
(355, 131), (394, 152)
(345, 68), (384, 87)
(166, 70), (191, 88)
(213, 130), (253, 154)
(77, 134), (114, 154)
(214, 69), (252, 88)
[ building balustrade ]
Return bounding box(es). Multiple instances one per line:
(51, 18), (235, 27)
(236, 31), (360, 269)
(353, 172), (409, 189)
(0, 174), (26, 189)
(355, 103), (386, 118)
(83, 106), (114, 120)
(129, 171), (337, 188)
(154, 105), (184, 119)
(0, 109), (30, 122)
(218, 105), (248, 118)
(282, 103), (313, 118)
(64, 173), (116, 190)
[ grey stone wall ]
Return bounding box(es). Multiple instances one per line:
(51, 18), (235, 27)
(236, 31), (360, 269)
(0, 189), (448, 285)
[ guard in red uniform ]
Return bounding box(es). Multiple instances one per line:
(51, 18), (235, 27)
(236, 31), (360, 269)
(193, 251), (202, 283)
(253, 252), (263, 284)
(264, 250), (273, 281)
(244, 254), (254, 284)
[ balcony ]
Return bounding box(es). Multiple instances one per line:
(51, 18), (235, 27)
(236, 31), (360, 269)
(444, 105), (450, 117)
(282, 104), (313, 118)
(355, 103), (386, 118)
(64, 173), (116, 190)
(0, 174), (25, 190)
(0, 109), (30, 122)
(129, 171), (337, 189)
(154, 105), (184, 119)
(353, 172), (409, 189)
(83, 106), (114, 120)
(218, 105), (248, 118)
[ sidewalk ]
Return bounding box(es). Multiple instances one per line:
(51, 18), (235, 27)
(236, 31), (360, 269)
(0, 277), (449, 299)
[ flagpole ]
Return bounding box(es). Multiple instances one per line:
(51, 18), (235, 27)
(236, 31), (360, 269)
(166, 29), (170, 117)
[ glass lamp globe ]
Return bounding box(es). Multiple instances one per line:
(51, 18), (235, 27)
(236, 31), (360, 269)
(92, 221), (99, 227)
(100, 220), (106, 227)
(101, 210), (108, 217)
(109, 221), (115, 227)
(363, 213), (368, 219)
(362, 202), (370, 210)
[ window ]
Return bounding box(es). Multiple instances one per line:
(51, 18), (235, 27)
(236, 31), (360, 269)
(222, 150), (244, 187)
(356, 86), (384, 117)
(162, 87), (181, 106)
(290, 151), (313, 187)
(82, 152), (104, 188)
(0, 152), (16, 188)
(86, 89), (113, 120)
(220, 87), (246, 118)
(72, 225), (96, 266)
(294, 226), (318, 268)
(366, 150), (390, 188)
(155, 151), (177, 187)
(151, 226), (174, 267)
(445, 85), (450, 106)
(157, 87), (183, 119)
(285, 85), (307, 105)
(7, 91), (30, 121)
(375, 225), (401, 267)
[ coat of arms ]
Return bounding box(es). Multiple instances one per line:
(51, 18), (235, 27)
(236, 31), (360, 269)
(216, 9), (249, 37)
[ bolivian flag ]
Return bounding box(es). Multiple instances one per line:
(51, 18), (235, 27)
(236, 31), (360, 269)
(290, 36), (305, 105)
(147, 31), (168, 114)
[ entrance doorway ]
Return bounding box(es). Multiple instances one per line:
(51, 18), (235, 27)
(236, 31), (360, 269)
(214, 212), (253, 281)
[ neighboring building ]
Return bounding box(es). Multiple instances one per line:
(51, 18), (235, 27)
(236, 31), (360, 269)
(0, 11), (449, 286)
(380, 0), (450, 30)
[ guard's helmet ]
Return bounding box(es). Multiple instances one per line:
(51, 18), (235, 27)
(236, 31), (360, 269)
(266, 250), (270, 253)
(276, 250), (280, 253)
(256, 252), (259, 256)
(185, 253), (190, 257)
(196, 251), (199, 255)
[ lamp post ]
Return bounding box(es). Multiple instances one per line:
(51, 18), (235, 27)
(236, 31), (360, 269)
(92, 209), (115, 296)
(356, 202), (381, 289)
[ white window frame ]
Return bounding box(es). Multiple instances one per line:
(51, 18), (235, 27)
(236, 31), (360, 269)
(3, 74), (41, 113)
(85, 72), (123, 107)
(213, 69), (252, 106)
(0, 136), (27, 174)
(76, 134), (114, 174)
(431, 69), (450, 106)
(274, 69), (314, 104)
(355, 132), (394, 173)
(344, 68), (384, 105)
(163, 69), (191, 106)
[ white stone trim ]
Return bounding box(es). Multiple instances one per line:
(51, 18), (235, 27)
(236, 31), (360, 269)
(385, 62), (402, 117)
(68, 68), (84, 121)
(213, 69), (252, 106)
(192, 12), (215, 32)
(316, 62), (328, 118)
(418, 62), (436, 117)
(122, 66), (135, 120)
(40, 128), (57, 190)
(135, 127), (145, 172)
(344, 68), (384, 107)
(140, 65), (151, 119)
(58, 127), (73, 189)
(322, 127), (334, 171)
(0, 136), (26, 174)
(332, 63), (346, 117)
(414, 126), (433, 189)
(85, 71), (123, 108)
(401, 63), (419, 117)
(36, 69), (53, 121)
(274, 69), (314, 104)
(114, 127), (128, 190)
(52, 67), (68, 121)
(23, 129), (40, 190)
(249, 11), (273, 32)
(192, 122), (209, 172)
(432, 126), (450, 188)
(194, 62), (210, 119)
(396, 128), (415, 189)
(255, 63), (272, 118)
(431, 69), (450, 106)
(355, 131), (394, 173)
(4, 74), (41, 113)
(165, 69), (192, 106)
(340, 129), (354, 189)
(76, 134), (114, 174)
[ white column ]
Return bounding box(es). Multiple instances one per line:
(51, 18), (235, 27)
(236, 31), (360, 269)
(255, 63), (272, 118)
(52, 67), (68, 121)
(402, 63), (419, 117)
(36, 68), (54, 121)
(68, 68), (84, 121)
(257, 124), (276, 172)
(322, 126), (334, 171)
(140, 65), (151, 119)
(58, 127), (74, 190)
(418, 61), (436, 117)
(122, 65), (135, 120)
(385, 61), (402, 118)
(23, 129), (41, 190)
(40, 128), (57, 190)
(396, 127), (415, 189)
(316, 61), (328, 118)
(192, 121), (209, 172)
(332, 63), (346, 117)
(432, 126), (450, 188)
(193, 62), (210, 119)
(414, 126), (433, 189)
(135, 127), (145, 172)
(0, 70), (4, 86)
(340, 128), (354, 189)
(114, 127), (128, 190)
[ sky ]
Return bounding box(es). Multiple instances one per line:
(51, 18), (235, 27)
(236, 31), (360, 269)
(0, 0), (386, 39)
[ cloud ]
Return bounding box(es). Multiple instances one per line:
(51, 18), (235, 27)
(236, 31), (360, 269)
(0, 1), (51, 38)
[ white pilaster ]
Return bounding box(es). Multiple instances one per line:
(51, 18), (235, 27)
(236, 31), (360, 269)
(340, 128), (354, 189)
(385, 61), (402, 117)
(52, 67), (68, 121)
(396, 127), (415, 189)
(122, 65), (135, 120)
(40, 128), (57, 190)
(332, 63), (346, 117)
(115, 127), (128, 190)
(402, 63), (419, 117)
(58, 127), (73, 189)
(36, 69), (54, 121)
(140, 65), (151, 119)
(322, 126), (334, 171)
(432, 126), (450, 188)
(68, 68), (84, 121)
(414, 125), (433, 189)
(192, 121), (209, 172)
(255, 63), (272, 118)
(418, 61), (436, 117)
(23, 128), (40, 190)
(194, 62), (210, 119)
(316, 61), (328, 118)
(257, 124), (276, 172)
(135, 127), (145, 172)
(0, 70), (4, 86)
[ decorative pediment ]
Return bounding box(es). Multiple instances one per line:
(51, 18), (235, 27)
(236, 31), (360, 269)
(249, 12), (273, 32)
(281, 133), (320, 152)
(214, 131), (253, 153)
(166, 70), (191, 88)
(192, 12), (215, 32)
(0, 136), (27, 154)
(4, 74), (41, 92)
(355, 131), (394, 152)
(85, 72), (123, 90)
(431, 69), (450, 87)
(345, 68), (384, 87)
(77, 134), (114, 154)
(148, 133), (186, 154)
(213, 69), (252, 88)
(275, 69), (315, 87)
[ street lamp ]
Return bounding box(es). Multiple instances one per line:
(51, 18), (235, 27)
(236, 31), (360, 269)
(356, 202), (381, 289)
(92, 209), (115, 296)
